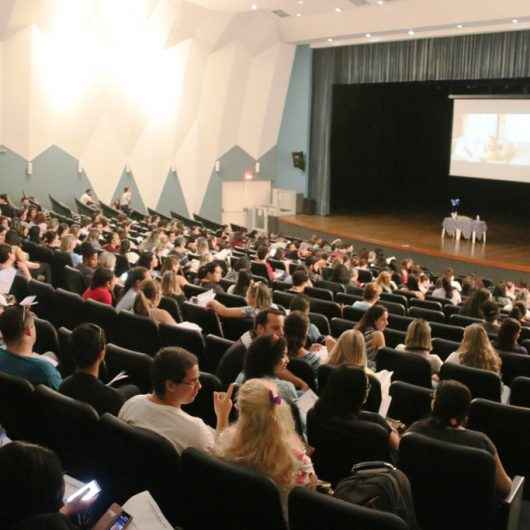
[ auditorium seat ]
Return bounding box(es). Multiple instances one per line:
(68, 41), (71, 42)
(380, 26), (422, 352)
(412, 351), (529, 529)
(63, 265), (87, 295)
(431, 337), (460, 361)
(84, 299), (119, 343)
(271, 280), (292, 292)
(158, 323), (206, 364)
(510, 377), (530, 408)
(105, 344), (154, 393)
(387, 381), (432, 426)
(383, 328), (406, 348)
(449, 314), (484, 328)
(308, 312), (331, 336)
(182, 302), (224, 337)
(204, 334), (234, 375)
(273, 289), (296, 308)
(28, 279), (56, 321)
(380, 292), (408, 307)
(379, 300), (407, 316)
(114, 254), (130, 278)
(429, 322), (464, 342)
(183, 283), (207, 298)
(116, 311), (160, 355)
(216, 292), (247, 307)
(345, 285), (364, 297)
(305, 286), (334, 302)
(34, 317), (60, 356)
(250, 261), (269, 278)
(357, 269), (372, 283)
(468, 398), (530, 500)
(57, 327), (75, 377)
(498, 351), (530, 386)
(309, 298), (342, 321)
(181, 447), (287, 530)
(376, 347), (432, 388)
(440, 362), (502, 401)
(49, 251), (73, 289)
(288, 487), (408, 530)
(269, 258), (287, 272)
(343, 306), (365, 322)
(220, 316), (253, 342)
(182, 372), (222, 428)
(408, 306), (445, 323)
(387, 313), (415, 332)
(307, 408), (390, 486)
(409, 298), (443, 312)
(335, 292), (362, 306)
(288, 358), (317, 392)
(9, 274), (29, 302)
(158, 295), (182, 323)
(330, 317), (354, 338)
(100, 414), (182, 525)
(399, 432), (524, 530)
(55, 288), (84, 330)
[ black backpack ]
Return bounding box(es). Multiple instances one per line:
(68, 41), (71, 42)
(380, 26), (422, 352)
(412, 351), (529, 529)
(334, 461), (419, 530)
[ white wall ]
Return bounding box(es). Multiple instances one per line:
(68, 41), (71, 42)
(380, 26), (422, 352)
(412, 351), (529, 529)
(0, 0), (295, 215)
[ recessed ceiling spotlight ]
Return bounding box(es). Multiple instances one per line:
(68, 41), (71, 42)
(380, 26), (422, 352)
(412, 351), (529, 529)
(335, 7), (342, 12)
(296, 12), (301, 17)
(328, 38), (334, 42)
(457, 24), (464, 29)
(366, 33), (372, 38)
(408, 29), (415, 36)
(297, 0), (304, 4)
(377, 0), (384, 5)
(512, 18), (519, 23)
(251, 4), (257, 10)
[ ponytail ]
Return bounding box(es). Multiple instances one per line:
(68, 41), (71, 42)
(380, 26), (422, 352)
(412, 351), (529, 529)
(133, 291), (151, 317)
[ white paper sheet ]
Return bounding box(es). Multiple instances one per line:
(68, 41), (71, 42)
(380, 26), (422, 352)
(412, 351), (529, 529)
(296, 389), (319, 424)
(123, 491), (173, 530)
(373, 369), (393, 418)
(0, 268), (16, 294)
(195, 289), (215, 307)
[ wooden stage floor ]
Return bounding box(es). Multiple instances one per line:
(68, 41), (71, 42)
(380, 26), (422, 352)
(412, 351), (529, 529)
(280, 213), (530, 275)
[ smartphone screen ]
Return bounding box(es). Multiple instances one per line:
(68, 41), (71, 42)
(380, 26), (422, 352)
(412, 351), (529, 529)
(66, 480), (101, 503)
(109, 511), (132, 530)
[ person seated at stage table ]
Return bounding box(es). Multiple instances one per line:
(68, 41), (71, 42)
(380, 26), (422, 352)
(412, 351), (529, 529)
(352, 282), (382, 311)
(288, 270), (311, 294)
(445, 324), (502, 375)
(459, 288), (492, 319)
(432, 276), (462, 305)
(481, 301), (501, 335)
(396, 319), (442, 375)
(375, 271), (398, 294)
(493, 318), (528, 355)
(355, 304), (389, 370)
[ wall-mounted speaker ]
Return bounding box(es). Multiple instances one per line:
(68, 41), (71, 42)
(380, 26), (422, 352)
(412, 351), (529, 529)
(291, 151), (305, 172)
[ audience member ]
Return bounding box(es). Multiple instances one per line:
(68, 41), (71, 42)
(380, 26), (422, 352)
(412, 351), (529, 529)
(289, 270), (311, 294)
(327, 329), (369, 370)
(82, 267), (114, 305)
(161, 270), (185, 308)
(482, 301), (501, 335)
(75, 243), (98, 287)
(460, 288), (492, 319)
(199, 261), (224, 294)
(432, 276), (462, 305)
(354, 304), (388, 369)
(284, 311), (322, 372)
(396, 319), (442, 374)
(494, 318), (527, 354)
(227, 269), (252, 297)
(407, 380), (512, 497)
(352, 282), (382, 310)
(133, 279), (177, 326)
(375, 271), (398, 293)
(116, 266), (149, 312)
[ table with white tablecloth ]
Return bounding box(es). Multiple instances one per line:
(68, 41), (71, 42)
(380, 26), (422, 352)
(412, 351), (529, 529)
(442, 215), (487, 244)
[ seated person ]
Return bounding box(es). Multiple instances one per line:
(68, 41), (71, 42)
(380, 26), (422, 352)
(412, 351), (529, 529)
(396, 319), (442, 374)
(482, 301), (501, 335)
(459, 288), (492, 319)
(79, 188), (96, 207)
(284, 311), (322, 372)
(289, 295), (326, 345)
(75, 243), (98, 288)
(207, 281), (274, 320)
(432, 276), (462, 305)
(0, 243), (31, 285)
(116, 266), (149, 312)
(133, 279), (177, 326)
(445, 324), (502, 375)
(307, 365), (399, 454)
(4, 230), (47, 281)
(82, 267), (114, 305)
(119, 347), (231, 454)
(198, 261), (224, 294)
(59, 324), (134, 416)
(60, 234), (82, 267)
(234, 334), (298, 404)
(352, 282), (382, 311)
(254, 245), (275, 283)
(493, 317), (528, 355)
(0, 442), (96, 529)
(227, 269), (252, 297)
(375, 271), (398, 294)
(407, 380), (512, 497)
(214, 378), (316, 520)
(327, 329), (369, 371)
(289, 270), (311, 294)
(354, 305), (388, 370)
(0, 306), (62, 389)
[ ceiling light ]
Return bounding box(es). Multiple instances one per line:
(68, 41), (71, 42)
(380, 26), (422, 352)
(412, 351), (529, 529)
(251, 4), (257, 10)
(408, 29), (415, 36)
(297, 0), (304, 4)
(366, 33), (372, 38)
(457, 24), (464, 29)
(296, 12), (301, 17)
(335, 7), (342, 12)
(328, 38), (334, 42)
(377, 0), (384, 5)
(512, 18), (519, 23)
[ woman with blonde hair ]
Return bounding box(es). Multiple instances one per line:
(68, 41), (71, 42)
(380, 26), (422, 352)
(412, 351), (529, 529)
(161, 270), (185, 307)
(207, 281), (273, 319)
(445, 323), (501, 374)
(375, 271), (398, 293)
(327, 329), (368, 370)
(60, 233), (82, 266)
(133, 278), (177, 326)
(214, 378), (317, 518)
(396, 319), (442, 374)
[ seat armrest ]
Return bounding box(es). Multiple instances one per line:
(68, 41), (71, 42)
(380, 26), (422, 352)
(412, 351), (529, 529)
(498, 475), (525, 530)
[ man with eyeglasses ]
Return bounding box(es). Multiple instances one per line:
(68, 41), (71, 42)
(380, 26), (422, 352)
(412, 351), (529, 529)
(0, 306), (62, 390)
(119, 347), (233, 454)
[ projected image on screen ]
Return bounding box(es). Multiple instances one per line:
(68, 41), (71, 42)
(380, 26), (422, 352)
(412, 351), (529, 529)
(450, 99), (530, 183)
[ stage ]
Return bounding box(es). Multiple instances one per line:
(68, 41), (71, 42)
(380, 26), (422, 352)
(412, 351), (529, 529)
(278, 212), (530, 282)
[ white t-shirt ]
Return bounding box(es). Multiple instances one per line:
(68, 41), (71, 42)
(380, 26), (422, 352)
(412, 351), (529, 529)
(80, 193), (93, 206)
(432, 287), (462, 305)
(120, 191), (132, 206)
(445, 351), (462, 365)
(119, 394), (215, 454)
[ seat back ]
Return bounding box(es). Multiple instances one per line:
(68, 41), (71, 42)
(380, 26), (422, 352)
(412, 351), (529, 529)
(288, 486), (408, 530)
(114, 254), (130, 278)
(399, 432), (496, 530)
(216, 292), (247, 307)
(307, 409), (390, 486)
(28, 279), (56, 320)
(57, 327), (75, 377)
(387, 314), (415, 332)
(383, 328), (406, 348)
(343, 306), (366, 322)
(440, 362), (501, 401)
(315, 280), (346, 295)
(216, 343), (245, 387)
(116, 311), (160, 355)
(63, 265), (87, 295)
(273, 289), (296, 308)
(99, 414), (181, 525)
(105, 344), (154, 393)
(55, 288), (84, 330)
(305, 286), (334, 302)
(330, 318), (354, 338)
(380, 292), (408, 307)
(387, 381), (432, 426)
(34, 317), (60, 356)
(84, 299), (119, 343)
(50, 251), (73, 288)
(429, 322), (464, 342)
(250, 261), (269, 278)
(220, 316), (253, 342)
(510, 376), (530, 408)
(408, 306), (445, 323)
(309, 298), (342, 320)
(204, 334), (234, 374)
(335, 292), (361, 306)
(380, 300), (406, 316)
(158, 324), (206, 364)
(308, 312), (330, 336)
(498, 351), (530, 386)
(468, 398), (530, 499)
(288, 358), (317, 392)
(9, 274), (29, 302)
(182, 302), (224, 337)
(408, 298), (442, 311)
(431, 338), (460, 361)
(449, 314), (484, 328)
(376, 347), (432, 388)
(35, 385), (101, 479)
(181, 447), (287, 530)
(158, 296), (182, 323)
